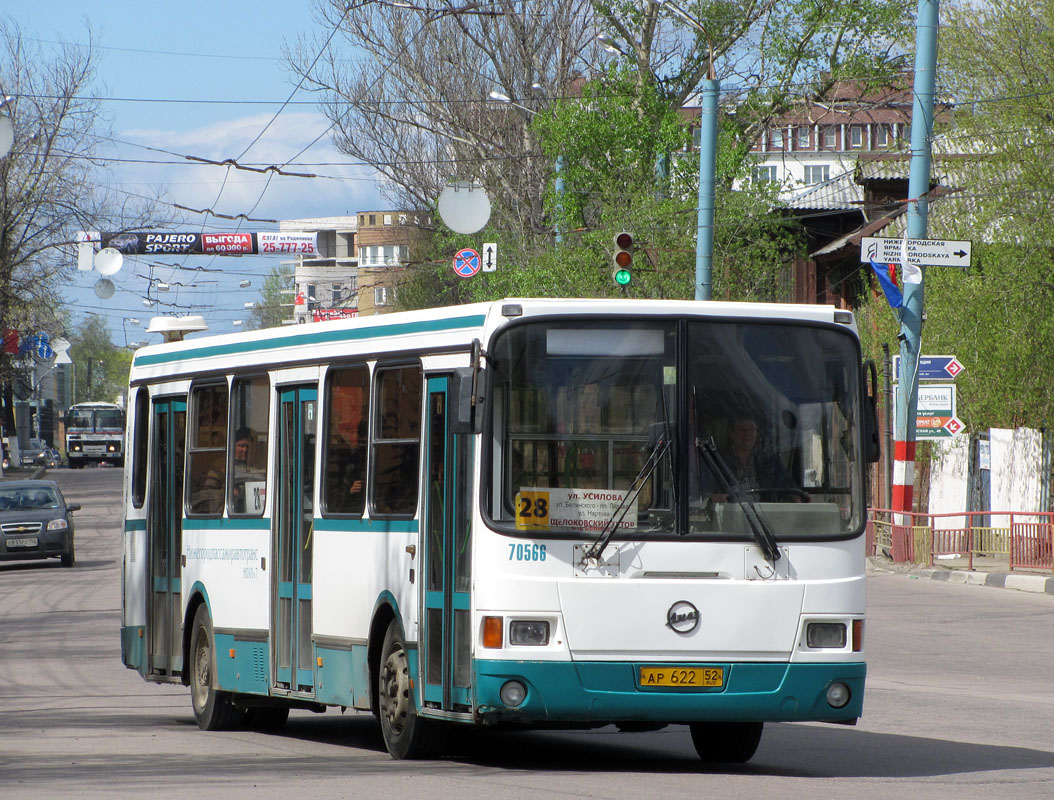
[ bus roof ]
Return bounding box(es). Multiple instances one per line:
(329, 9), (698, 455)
(128, 299), (854, 382)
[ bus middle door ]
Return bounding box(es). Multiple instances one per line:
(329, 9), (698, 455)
(273, 385), (317, 695)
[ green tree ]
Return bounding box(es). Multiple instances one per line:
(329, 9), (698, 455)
(68, 316), (131, 405)
(891, 0), (1054, 429)
(246, 265), (294, 330)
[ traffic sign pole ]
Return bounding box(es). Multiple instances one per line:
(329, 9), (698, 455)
(894, 0), (939, 522)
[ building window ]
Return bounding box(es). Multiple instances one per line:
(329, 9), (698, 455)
(804, 164), (830, 185)
(369, 214), (376, 225)
(375, 287), (392, 306)
(770, 128), (784, 149)
(823, 126), (837, 149)
(383, 214), (392, 225)
(876, 124), (892, 148)
(332, 283), (342, 304)
(752, 165), (778, 183)
(797, 127), (810, 149)
(850, 125), (863, 148)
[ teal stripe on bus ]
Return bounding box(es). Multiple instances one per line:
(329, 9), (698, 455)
(124, 519), (147, 531)
(182, 517), (271, 531)
(313, 518), (419, 533)
(133, 314), (487, 366)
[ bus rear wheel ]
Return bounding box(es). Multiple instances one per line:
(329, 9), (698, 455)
(189, 605), (244, 731)
(689, 721), (764, 763)
(377, 620), (444, 759)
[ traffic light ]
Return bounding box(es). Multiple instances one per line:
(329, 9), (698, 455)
(612, 231), (634, 286)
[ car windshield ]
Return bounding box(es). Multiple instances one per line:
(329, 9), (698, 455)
(486, 318), (865, 540)
(0, 487), (60, 510)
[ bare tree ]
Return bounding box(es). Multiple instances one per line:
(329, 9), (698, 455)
(290, 1), (599, 240)
(0, 19), (155, 433)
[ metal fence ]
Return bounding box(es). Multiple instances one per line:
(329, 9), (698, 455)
(867, 509), (1054, 572)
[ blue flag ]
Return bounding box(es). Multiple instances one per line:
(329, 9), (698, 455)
(869, 258), (902, 309)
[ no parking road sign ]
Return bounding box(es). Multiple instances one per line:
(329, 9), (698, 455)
(453, 247), (482, 278)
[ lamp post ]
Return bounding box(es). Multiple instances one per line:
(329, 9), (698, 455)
(655, 0), (718, 301)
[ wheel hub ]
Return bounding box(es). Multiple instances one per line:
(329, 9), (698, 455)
(379, 646), (410, 733)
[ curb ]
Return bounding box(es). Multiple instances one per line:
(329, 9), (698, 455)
(916, 568), (1054, 595)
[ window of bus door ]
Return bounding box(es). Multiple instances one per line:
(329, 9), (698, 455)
(488, 322), (677, 535)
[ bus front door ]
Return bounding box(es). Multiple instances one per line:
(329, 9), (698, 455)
(421, 376), (473, 713)
(147, 397), (186, 680)
(273, 385), (317, 694)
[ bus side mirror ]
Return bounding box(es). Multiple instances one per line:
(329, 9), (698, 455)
(451, 367), (483, 434)
(863, 360), (880, 463)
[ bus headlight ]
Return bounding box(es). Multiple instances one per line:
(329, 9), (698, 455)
(499, 680), (527, 707)
(509, 620), (550, 646)
(806, 622), (847, 649)
(826, 682), (851, 708)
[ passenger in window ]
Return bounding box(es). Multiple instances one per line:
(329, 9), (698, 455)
(326, 415), (367, 513)
(232, 428), (265, 513)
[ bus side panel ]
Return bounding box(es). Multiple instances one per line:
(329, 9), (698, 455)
(312, 523), (420, 710)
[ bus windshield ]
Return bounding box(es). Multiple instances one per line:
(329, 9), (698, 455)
(487, 318), (865, 539)
(67, 407), (124, 430)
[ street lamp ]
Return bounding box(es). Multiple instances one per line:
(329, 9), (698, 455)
(122, 317), (140, 347)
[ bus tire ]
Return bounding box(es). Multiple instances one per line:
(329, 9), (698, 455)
(689, 721), (764, 763)
(189, 605), (244, 731)
(377, 619), (444, 759)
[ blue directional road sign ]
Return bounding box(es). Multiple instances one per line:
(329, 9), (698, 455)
(893, 354), (965, 381)
(453, 247), (482, 279)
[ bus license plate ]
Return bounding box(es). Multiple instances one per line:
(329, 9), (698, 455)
(639, 666), (724, 688)
(7, 536), (38, 548)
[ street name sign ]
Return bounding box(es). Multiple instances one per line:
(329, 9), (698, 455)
(861, 236), (972, 268)
(893, 354), (966, 381)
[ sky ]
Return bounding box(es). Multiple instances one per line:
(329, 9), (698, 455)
(8, 1), (385, 342)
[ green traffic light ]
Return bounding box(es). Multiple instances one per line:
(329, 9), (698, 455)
(613, 268), (632, 286)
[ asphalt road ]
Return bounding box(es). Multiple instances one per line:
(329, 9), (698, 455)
(1, 467), (1052, 799)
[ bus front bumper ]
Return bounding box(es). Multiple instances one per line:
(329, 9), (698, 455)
(473, 659), (865, 725)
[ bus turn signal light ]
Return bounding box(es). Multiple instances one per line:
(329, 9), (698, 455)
(483, 616), (503, 649)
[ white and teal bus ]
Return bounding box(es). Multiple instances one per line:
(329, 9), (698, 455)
(121, 298), (878, 762)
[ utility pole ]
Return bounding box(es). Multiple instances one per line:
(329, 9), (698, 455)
(893, 0), (940, 520)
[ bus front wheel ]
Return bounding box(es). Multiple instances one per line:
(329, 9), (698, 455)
(689, 721), (764, 763)
(377, 620), (444, 759)
(189, 605), (244, 731)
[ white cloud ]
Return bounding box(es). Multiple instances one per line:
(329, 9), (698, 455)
(118, 111), (385, 226)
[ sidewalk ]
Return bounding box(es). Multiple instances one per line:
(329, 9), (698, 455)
(868, 556), (1054, 595)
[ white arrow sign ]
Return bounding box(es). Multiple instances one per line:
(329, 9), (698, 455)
(861, 236), (972, 268)
(482, 242), (497, 272)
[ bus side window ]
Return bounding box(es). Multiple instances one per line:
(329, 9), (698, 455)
(323, 365), (369, 515)
(187, 383), (228, 516)
(131, 388), (150, 508)
(371, 365), (421, 516)
(228, 376), (269, 516)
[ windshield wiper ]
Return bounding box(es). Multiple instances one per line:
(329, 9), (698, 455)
(695, 436), (781, 564)
(583, 429), (671, 563)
